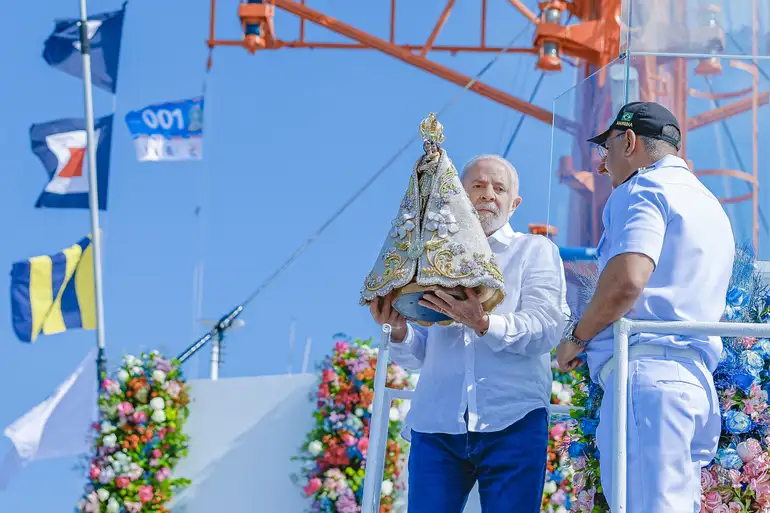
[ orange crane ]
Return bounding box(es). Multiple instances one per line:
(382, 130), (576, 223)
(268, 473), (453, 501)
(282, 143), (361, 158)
(206, 0), (767, 252)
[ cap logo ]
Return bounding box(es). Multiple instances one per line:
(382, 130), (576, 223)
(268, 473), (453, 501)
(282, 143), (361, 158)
(621, 112), (633, 121)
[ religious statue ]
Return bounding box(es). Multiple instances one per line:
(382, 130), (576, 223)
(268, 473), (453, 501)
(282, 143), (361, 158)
(360, 113), (505, 326)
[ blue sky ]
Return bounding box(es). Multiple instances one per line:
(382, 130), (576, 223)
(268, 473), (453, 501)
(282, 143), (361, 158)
(0, 0), (768, 511)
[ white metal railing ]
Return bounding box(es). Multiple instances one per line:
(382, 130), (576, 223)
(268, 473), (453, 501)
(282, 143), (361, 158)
(361, 324), (582, 513)
(610, 318), (770, 512)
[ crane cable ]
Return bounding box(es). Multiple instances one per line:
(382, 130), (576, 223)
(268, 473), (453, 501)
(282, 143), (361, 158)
(502, 71), (546, 158)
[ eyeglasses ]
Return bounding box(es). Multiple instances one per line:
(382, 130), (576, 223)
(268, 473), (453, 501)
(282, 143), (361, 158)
(596, 133), (625, 159)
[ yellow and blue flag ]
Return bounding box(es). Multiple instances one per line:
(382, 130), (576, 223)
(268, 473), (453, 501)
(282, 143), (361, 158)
(10, 236), (96, 343)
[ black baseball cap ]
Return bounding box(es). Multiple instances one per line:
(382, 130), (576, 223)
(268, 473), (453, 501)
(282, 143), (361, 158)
(587, 101), (681, 151)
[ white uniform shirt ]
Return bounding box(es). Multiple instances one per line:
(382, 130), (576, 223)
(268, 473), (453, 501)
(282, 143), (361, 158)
(390, 223), (570, 438)
(585, 155), (735, 382)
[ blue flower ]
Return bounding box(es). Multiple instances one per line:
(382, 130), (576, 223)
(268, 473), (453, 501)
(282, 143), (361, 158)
(716, 447), (744, 469)
(724, 410), (752, 434)
(727, 287), (749, 307)
(579, 417), (599, 437)
(754, 339), (770, 359)
(732, 368), (757, 392)
(568, 442), (587, 459)
(718, 347), (738, 369)
(741, 350), (765, 371)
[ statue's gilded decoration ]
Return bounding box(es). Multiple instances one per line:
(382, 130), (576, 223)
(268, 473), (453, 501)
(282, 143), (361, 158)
(360, 113), (504, 326)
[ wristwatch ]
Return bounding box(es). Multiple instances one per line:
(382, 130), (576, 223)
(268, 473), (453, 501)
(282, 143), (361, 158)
(563, 321), (589, 347)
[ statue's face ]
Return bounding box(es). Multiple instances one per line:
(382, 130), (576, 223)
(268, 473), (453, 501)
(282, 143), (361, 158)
(462, 159), (521, 235)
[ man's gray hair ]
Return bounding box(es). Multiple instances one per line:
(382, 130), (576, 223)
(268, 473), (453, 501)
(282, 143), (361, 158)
(461, 154), (520, 194)
(639, 125), (680, 161)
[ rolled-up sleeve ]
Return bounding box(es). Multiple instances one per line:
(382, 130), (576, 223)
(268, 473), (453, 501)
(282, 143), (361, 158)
(604, 180), (668, 267)
(479, 237), (570, 356)
(389, 323), (427, 370)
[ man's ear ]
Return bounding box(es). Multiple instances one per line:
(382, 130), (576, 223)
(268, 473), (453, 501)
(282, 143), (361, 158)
(624, 130), (636, 157)
(510, 196), (522, 214)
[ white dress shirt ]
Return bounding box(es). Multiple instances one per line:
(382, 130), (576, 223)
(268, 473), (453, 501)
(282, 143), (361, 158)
(390, 223), (570, 438)
(585, 155), (735, 382)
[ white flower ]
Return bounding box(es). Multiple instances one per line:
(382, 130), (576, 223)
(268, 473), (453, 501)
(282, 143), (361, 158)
(557, 390), (572, 404)
(425, 205), (459, 238)
(116, 369), (129, 382)
(389, 211), (416, 240)
(106, 497), (120, 513)
(355, 408), (364, 417)
(389, 407), (400, 422)
(151, 409), (166, 423)
(556, 507), (567, 513)
(124, 355), (139, 367)
(308, 440), (323, 456)
(130, 366), (143, 376)
(381, 480), (394, 496)
(407, 373), (419, 388)
(367, 404), (373, 414)
(543, 481), (557, 495)
(551, 381), (563, 395)
(97, 488), (110, 502)
(114, 451), (129, 463)
(102, 434), (118, 448)
(152, 370), (166, 383)
(100, 422), (115, 434)
(150, 397), (165, 410)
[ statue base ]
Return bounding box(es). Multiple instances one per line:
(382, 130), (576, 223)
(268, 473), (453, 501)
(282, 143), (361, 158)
(390, 283), (502, 327)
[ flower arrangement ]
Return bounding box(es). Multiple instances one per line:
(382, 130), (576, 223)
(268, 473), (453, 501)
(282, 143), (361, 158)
(75, 352), (191, 513)
(543, 364), (581, 513)
(563, 248), (770, 512)
(295, 335), (414, 513)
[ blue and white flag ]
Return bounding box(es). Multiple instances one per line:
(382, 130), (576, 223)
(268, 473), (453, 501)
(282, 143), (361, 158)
(42, 7), (125, 93)
(30, 116), (113, 210)
(125, 97), (204, 162)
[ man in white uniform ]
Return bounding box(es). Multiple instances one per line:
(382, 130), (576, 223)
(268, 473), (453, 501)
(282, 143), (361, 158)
(556, 101), (735, 512)
(371, 155), (569, 512)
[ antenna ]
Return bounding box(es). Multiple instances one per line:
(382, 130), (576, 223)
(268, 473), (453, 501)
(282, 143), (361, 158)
(301, 336), (312, 374)
(288, 320), (296, 374)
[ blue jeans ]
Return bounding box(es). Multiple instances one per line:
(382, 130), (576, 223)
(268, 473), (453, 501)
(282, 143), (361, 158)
(407, 408), (548, 513)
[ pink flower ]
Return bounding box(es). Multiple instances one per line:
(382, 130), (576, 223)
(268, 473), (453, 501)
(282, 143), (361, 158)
(704, 491), (723, 510)
(89, 465), (101, 480)
(357, 437), (369, 457)
(115, 476), (130, 489)
(152, 449), (162, 458)
(572, 471), (587, 494)
(701, 468), (716, 490)
(712, 505), (730, 513)
(743, 337), (758, 349)
(550, 423), (566, 439)
(117, 402), (134, 416)
(727, 469), (742, 487)
(131, 411), (148, 424)
(728, 503), (743, 513)
(124, 502), (142, 513)
(573, 456), (587, 470)
(737, 438), (763, 462)
(138, 485), (153, 504)
(341, 433), (356, 447)
(156, 467), (171, 482)
(304, 477), (322, 496)
(334, 341), (349, 353)
(749, 475), (770, 497)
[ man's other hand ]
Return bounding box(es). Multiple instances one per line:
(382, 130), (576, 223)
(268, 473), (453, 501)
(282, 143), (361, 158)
(369, 292), (408, 342)
(420, 288), (489, 334)
(556, 339), (585, 372)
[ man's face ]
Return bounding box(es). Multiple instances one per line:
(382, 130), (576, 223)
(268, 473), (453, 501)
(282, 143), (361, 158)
(461, 159), (521, 235)
(600, 130), (633, 188)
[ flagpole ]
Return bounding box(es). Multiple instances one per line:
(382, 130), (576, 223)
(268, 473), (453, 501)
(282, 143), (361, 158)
(77, 0), (108, 381)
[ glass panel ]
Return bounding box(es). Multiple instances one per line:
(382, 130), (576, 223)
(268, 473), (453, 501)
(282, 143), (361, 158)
(621, 0), (770, 58)
(548, 52), (770, 282)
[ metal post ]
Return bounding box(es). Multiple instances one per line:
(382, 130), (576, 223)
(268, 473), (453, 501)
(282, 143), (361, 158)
(361, 323), (392, 513)
(612, 319), (630, 513)
(77, 0), (108, 381)
(210, 331), (222, 380)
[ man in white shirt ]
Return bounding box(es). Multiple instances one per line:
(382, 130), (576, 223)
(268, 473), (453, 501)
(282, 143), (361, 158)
(371, 154), (569, 513)
(556, 102), (735, 512)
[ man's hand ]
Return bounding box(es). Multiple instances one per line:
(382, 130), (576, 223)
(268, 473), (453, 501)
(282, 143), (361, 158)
(369, 292), (408, 342)
(556, 339), (585, 372)
(419, 288), (489, 334)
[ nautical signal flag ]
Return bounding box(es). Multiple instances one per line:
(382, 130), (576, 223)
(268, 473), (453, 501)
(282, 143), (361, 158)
(10, 236), (96, 343)
(30, 116), (113, 210)
(42, 6), (125, 93)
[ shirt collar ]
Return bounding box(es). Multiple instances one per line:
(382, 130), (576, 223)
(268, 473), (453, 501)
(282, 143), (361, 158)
(487, 222), (515, 247)
(646, 154), (689, 171)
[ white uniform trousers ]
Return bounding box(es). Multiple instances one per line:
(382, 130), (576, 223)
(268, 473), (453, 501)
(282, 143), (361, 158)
(596, 348), (721, 513)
